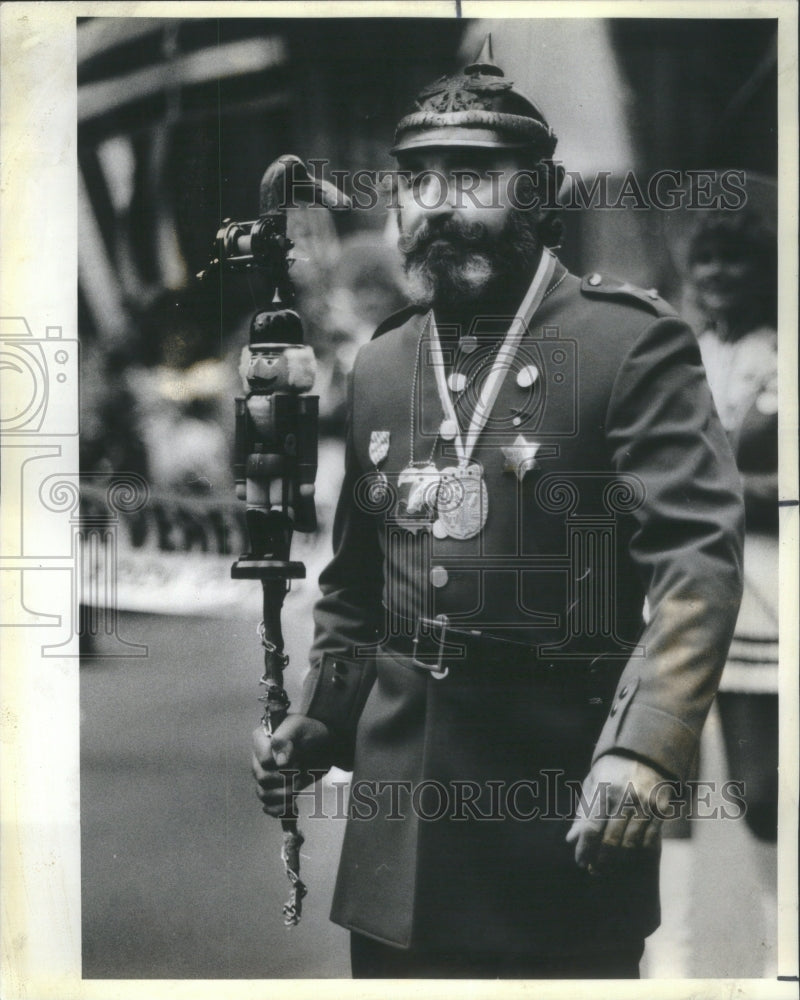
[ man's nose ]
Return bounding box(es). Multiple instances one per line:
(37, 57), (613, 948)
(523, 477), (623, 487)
(416, 172), (457, 218)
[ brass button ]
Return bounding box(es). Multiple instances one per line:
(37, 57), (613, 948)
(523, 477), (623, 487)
(448, 372), (467, 393)
(647, 288), (659, 300)
(440, 418), (458, 441)
(516, 364), (539, 388)
(430, 566), (449, 588)
(610, 705), (618, 717)
(332, 675), (345, 689)
(619, 685), (628, 699)
(333, 661), (348, 675)
(587, 272), (602, 287)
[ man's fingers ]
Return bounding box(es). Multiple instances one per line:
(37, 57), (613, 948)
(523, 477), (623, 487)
(251, 750), (273, 782)
(620, 816), (651, 850)
(570, 816), (606, 869)
(253, 715), (333, 772)
(252, 726), (275, 769)
(254, 768), (302, 818)
(600, 814), (630, 850)
(251, 721), (299, 770)
(642, 820), (663, 851)
(269, 736), (294, 769)
(582, 816), (628, 874)
(251, 752), (293, 788)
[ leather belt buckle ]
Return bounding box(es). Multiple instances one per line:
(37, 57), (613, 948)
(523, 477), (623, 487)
(410, 614), (464, 680)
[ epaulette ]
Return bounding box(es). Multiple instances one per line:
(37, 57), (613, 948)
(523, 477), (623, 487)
(579, 272), (675, 317)
(371, 305), (426, 341)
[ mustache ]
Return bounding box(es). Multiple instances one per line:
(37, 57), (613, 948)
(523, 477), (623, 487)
(397, 218), (489, 257)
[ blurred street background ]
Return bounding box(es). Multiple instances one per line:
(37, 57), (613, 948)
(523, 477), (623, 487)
(77, 14), (779, 979)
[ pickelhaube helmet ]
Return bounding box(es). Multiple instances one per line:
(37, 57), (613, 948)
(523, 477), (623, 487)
(391, 36), (557, 158)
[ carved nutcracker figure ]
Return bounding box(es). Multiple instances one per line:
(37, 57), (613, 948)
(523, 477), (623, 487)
(199, 155), (347, 925)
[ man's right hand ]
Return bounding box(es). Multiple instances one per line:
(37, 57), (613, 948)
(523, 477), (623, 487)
(251, 714), (334, 818)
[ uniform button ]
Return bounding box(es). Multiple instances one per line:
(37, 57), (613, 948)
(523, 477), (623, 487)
(610, 705), (618, 717)
(587, 272), (602, 287)
(430, 565), (449, 588)
(332, 675), (345, 689)
(333, 661), (348, 676)
(647, 288), (659, 300)
(619, 685), (628, 699)
(440, 418), (458, 441)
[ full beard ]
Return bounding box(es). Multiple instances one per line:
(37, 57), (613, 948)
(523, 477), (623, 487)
(399, 212), (541, 313)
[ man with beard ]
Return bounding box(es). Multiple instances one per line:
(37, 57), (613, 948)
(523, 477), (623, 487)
(252, 45), (745, 978)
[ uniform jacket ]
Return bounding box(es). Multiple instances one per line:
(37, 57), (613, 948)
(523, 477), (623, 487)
(302, 261), (745, 956)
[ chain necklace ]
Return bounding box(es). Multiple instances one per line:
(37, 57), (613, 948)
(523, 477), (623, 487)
(407, 268), (564, 467)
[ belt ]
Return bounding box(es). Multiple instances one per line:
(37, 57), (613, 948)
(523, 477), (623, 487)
(383, 615), (610, 699)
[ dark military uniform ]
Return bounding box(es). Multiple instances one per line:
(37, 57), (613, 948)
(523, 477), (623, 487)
(301, 260), (744, 958)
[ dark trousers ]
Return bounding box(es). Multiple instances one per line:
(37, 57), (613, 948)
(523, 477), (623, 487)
(351, 932), (644, 979)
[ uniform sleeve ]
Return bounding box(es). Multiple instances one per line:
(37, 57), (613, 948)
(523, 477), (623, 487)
(591, 317), (745, 781)
(299, 364), (383, 764)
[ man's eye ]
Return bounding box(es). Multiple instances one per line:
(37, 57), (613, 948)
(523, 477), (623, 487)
(451, 168), (483, 184)
(398, 161), (424, 180)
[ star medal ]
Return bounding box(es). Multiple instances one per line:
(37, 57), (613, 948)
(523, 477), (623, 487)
(434, 463), (488, 540)
(395, 463), (440, 527)
(501, 434), (541, 481)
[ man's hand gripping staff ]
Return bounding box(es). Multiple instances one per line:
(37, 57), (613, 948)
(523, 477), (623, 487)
(199, 156), (349, 926)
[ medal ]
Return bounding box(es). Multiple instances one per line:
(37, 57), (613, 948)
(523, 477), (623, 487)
(501, 434), (541, 482)
(435, 463), (488, 540)
(405, 250), (555, 542)
(395, 462), (440, 523)
(369, 430), (391, 466)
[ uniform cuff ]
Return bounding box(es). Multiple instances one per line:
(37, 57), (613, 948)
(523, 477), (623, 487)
(302, 653), (375, 771)
(592, 694), (700, 783)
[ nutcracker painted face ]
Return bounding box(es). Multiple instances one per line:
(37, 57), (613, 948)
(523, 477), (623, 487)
(240, 344), (316, 396)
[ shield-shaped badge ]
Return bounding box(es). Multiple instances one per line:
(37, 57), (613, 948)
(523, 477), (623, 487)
(369, 430), (391, 468)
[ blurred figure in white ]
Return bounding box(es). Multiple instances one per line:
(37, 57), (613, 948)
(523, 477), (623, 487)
(683, 178), (779, 977)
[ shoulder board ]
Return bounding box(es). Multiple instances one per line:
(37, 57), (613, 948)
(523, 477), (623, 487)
(580, 273), (676, 317)
(371, 305), (426, 340)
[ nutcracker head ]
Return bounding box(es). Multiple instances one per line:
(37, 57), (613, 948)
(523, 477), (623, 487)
(240, 343), (316, 395)
(241, 306), (316, 395)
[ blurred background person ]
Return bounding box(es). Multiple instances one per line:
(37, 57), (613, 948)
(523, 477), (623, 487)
(675, 177), (779, 976)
